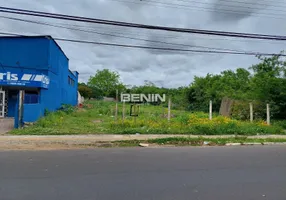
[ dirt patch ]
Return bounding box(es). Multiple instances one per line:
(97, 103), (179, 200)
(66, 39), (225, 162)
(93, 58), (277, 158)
(0, 143), (81, 151)
(92, 119), (103, 124)
(77, 108), (87, 112)
(85, 104), (93, 109)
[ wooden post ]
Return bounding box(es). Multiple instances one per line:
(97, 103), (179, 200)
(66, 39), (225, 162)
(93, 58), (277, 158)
(209, 100), (212, 120)
(168, 97), (171, 122)
(115, 90), (118, 122)
(134, 103), (137, 125)
(249, 103), (253, 123)
(266, 104), (270, 125)
(18, 90), (24, 128)
(122, 99), (125, 123)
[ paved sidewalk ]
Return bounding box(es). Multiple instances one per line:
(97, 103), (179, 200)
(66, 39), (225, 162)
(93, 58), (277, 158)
(2, 134), (286, 141)
(0, 118), (14, 134)
(1, 134), (286, 142)
(0, 134), (285, 150)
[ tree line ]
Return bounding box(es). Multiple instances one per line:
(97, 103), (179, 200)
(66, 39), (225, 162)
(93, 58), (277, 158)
(79, 54), (286, 120)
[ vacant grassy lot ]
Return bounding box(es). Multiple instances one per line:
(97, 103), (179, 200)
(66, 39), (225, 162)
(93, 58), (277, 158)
(10, 100), (285, 135)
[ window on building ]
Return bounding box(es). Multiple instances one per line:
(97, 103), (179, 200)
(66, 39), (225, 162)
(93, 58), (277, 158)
(68, 76), (75, 87)
(24, 91), (39, 104)
(68, 76), (71, 85)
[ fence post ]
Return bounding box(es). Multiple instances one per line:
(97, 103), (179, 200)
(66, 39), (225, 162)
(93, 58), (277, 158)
(249, 103), (253, 123)
(266, 104), (270, 125)
(168, 97), (171, 122)
(122, 99), (125, 124)
(209, 100), (212, 120)
(115, 90), (118, 122)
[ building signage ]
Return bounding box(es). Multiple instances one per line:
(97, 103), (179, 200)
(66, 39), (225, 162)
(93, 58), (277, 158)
(0, 71), (50, 88)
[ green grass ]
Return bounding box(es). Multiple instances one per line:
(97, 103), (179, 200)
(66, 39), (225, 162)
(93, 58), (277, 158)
(272, 120), (286, 129)
(112, 137), (286, 147)
(9, 100), (286, 135)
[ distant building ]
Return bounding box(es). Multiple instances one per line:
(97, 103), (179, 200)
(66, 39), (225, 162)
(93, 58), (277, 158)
(0, 35), (78, 128)
(103, 97), (116, 102)
(78, 91), (84, 105)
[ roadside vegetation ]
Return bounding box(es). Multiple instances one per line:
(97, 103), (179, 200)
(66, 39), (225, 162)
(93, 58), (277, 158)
(79, 54), (286, 121)
(111, 137), (286, 147)
(10, 101), (285, 135)
(10, 54), (286, 135)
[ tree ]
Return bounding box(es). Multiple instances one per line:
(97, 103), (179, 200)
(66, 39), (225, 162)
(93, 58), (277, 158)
(187, 74), (222, 112)
(249, 54), (286, 119)
(218, 68), (251, 100)
(128, 81), (166, 105)
(78, 83), (92, 99)
(186, 68), (251, 112)
(78, 83), (104, 99)
(90, 86), (104, 99)
(186, 53), (286, 119)
(88, 69), (125, 97)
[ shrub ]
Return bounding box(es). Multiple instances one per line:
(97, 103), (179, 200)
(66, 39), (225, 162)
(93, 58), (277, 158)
(231, 100), (265, 120)
(60, 104), (75, 114)
(109, 113), (283, 135)
(272, 120), (286, 129)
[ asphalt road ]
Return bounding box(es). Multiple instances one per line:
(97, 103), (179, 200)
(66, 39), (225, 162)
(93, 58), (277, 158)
(0, 146), (285, 200)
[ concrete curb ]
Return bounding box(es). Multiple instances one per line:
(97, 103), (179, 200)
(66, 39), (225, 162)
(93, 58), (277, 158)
(0, 134), (286, 150)
(226, 142), (286, 146)
(1, 134), (286, 140)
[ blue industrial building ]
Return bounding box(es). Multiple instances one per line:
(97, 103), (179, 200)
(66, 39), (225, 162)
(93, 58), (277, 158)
(0, 35), (78, 128)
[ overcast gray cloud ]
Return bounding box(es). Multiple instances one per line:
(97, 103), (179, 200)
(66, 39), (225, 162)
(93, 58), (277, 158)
(0, 0), (285, 88)
(211, 0), (262, 22)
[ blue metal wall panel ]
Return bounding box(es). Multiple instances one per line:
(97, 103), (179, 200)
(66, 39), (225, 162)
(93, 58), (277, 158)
(0, 36), (78, 123)
(7, 91), (17, 117)
(67, 70), (78, 105)
(23, 104), (43, 122)
(0, 37), (49, 69)
(49, 39), (59, 74)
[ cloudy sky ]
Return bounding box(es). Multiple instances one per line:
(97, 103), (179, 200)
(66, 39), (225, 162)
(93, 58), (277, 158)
(0, 0), (286, 88)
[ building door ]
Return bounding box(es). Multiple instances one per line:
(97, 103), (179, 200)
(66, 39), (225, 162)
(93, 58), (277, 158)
(0, 91), (5, 118)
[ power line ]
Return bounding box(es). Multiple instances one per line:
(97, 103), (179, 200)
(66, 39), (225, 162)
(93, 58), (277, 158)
(2, 20), (283, 46)
(2, 16), (284, 55)
(0, 15), (260, 53)
(0, 31), (284, 56)
(36, 20), (286, 45)
(1, 6), (286, 41)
